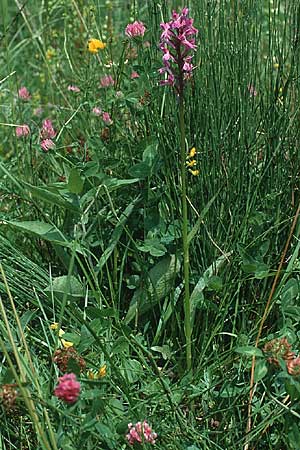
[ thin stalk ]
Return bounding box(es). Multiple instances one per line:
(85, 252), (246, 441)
(179, 96), (191, 372)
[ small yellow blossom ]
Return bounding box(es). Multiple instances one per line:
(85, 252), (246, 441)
(51, 324), (74, 347)
(61, 338), (74, 348)
(186, 159), (197, 168)
(98, 364), (107, 378)
(87, 370), (95, 380)
(189, 169), (199, 176)
(273, 63), (279, 69)
(46, 48), (56, 60)
(88, 38), (106, 53)
(188, 147), (197, 158)
(87, 364), (107, 379)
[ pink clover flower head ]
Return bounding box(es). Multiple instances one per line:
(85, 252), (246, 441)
(40, 118), (57, 139)
(100, 75), (114, 88)
(18, 86), (31, 101)
(92, 107), (102, 116)
(159, 7), (198, 94)
(102, 112), (113, 125)
(126, 421), (157, 445)
(16, 124), (30, 138)
(125, 21), (146, 38)
(54, 373), (80, 404)
(130, 71), (140, 80)
(41, 138), (55, 152)
(68, 85), (80, 92)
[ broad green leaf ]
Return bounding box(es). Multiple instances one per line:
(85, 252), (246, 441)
(45, 275), (84, 299)
(112, 336), (129, 355)
(102, 177), (140, 190)
(23, 181), (80, 212)
(220, 383), (245, 398)
(207, 275), (223, 291)
(142, 143), (158, 165)
(151, 344), (172, 360)
(78, 325), (95, 353)
(128, 162), (151, 178)
(67, 168), (84, 194)
(125, 254), (181, 324)
(137, 238), (167, 257)
(120, 358), (143, 384)
(281, 278), (299, 306)
(152, 282), (183, 344)
(81, 178), (139, 206)
(5, 220), (70, 246)
(235, 346), (263, 357)
(190, 253), (232, 324)
(61, 333), (81, 346)
(254, 359), (268, 382)
(97, 196), (140, 271)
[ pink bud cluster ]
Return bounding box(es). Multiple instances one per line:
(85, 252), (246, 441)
(18, 86), (31, 101)
(102, 112), (113, 125)
(40, 119), (56, 139)
(125, 21), (146, 38)
(159, 7), (198, 94)
(40, 118), (56, 152)
(54, 373), (80, 404)
(126, 421), (157, 445)
(100, 75), (114, 88)
(16, 124), (30, 138)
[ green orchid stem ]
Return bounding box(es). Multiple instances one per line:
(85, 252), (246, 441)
(179, 95), (192, 372)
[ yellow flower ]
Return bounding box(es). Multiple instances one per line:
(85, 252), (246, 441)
(87, 370), (95, 380)
(97, 364), (107, 378)
(273, 63), (279, 69)
(58, 328), (65, 338)
(46, 48), (55, 60)
(61, 338), (74, 348)
(189, 169), (199, 176)
(50, 322), (59, 330)
(87, 364), (107, 379)
(188, 147), (197, 158)
(186, 159), (197, 167)
(88, 38), (106, 53)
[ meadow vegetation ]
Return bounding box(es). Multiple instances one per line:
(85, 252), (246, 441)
(0, 0), (300, 448)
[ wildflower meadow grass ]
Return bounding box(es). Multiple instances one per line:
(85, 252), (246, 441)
(0, 0), (300, 449)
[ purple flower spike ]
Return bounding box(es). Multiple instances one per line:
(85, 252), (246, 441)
(159, 7), (198, 94)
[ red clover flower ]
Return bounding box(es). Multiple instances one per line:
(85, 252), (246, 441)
(54, 373), (80, 404)
(18, 86), (31, 101)
(159, 7), (198, 95)
(126, 421), (157, 445)
(125, 21), (146, 38)
(100, 75), (115, 88)
(16, 124), (30, 138)
(40, 118), (57, 139)
(41, 138), (55, 152)
(102, 112), (113, 125)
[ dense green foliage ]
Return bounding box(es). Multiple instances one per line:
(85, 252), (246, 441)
(1, 0), (300, 448)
